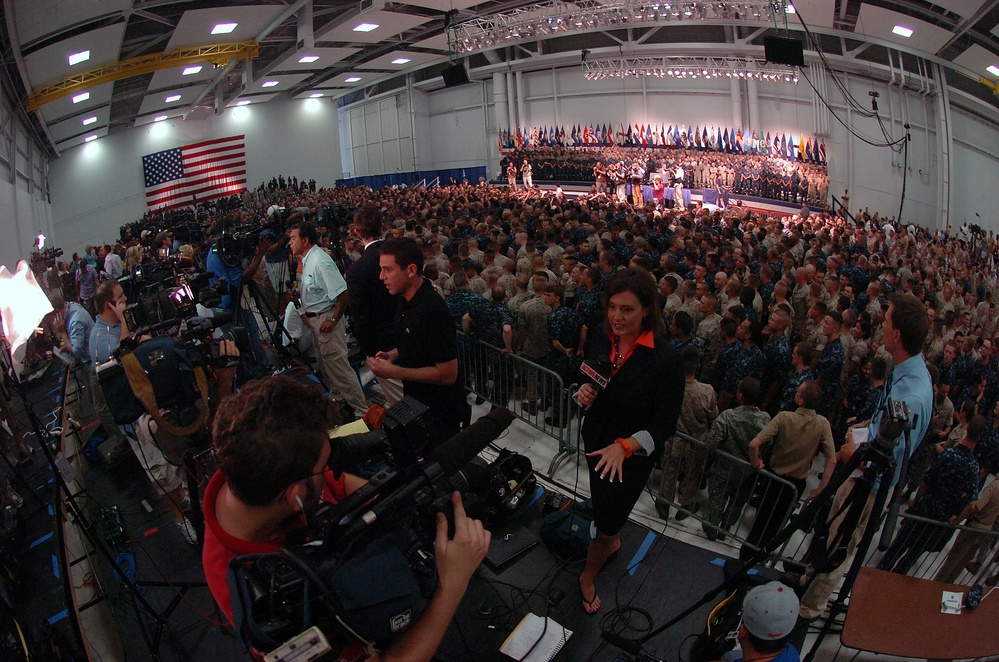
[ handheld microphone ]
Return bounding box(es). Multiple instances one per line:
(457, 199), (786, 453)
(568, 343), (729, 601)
(575, 357), (612, 409)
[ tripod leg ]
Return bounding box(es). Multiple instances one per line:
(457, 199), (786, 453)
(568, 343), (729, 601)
(802, 470), (894, 662)
(623, 446), (870, 654)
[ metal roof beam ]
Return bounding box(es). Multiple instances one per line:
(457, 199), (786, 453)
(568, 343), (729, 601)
(26, 41), (259, 111)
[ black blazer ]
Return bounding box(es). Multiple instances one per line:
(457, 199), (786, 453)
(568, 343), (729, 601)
(580, 334), (684, 462)
(344, 239), (396, 357)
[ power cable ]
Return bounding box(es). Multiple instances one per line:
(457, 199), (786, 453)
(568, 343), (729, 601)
(789, 5), (908, 152)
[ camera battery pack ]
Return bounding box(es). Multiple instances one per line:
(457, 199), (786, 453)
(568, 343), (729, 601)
(263, 626), (331, 662)
(543, 491), (572, 516)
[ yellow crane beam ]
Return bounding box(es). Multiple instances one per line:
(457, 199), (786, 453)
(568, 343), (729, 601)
(955, 68), (999, 96)
(26, 41), (259, 112)
(978, 77), (999, 95)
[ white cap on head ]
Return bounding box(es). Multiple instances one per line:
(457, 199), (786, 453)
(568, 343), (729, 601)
(743, 582), (799, 641)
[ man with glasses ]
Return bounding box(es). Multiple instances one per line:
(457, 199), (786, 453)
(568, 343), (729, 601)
(202, 376), (490, 660)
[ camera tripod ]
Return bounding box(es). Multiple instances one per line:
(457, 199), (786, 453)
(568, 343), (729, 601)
(221, 271), (330, 388)
(601, 407), (912, 662)
(0, 343), (222, 661)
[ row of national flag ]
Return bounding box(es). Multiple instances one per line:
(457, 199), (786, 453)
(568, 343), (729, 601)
(499, 124), (826, 165)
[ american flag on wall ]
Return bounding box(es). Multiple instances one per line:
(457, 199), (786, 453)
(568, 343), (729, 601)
(142, 135), (247, 210)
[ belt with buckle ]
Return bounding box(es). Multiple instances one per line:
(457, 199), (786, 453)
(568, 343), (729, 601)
(304, 307), (333, 318)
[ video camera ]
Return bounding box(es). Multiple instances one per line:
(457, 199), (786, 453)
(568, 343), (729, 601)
(215, 218), (284, 267)
(228, 406), (533, 656)
(871, 397), (913, 453)
(29, 247), (63, 276)
(122, 279), (198, 332)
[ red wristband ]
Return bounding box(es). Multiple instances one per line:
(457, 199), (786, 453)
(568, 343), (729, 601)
(615, 437), (633, 459)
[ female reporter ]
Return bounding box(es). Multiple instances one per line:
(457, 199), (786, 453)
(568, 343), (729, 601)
(575, 268), (684, 614)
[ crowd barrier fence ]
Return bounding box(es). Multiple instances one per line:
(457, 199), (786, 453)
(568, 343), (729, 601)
(454, 334), (999, 589)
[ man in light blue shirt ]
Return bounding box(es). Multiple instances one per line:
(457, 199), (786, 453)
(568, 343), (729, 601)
(798, 293), (932, 619)
(63, 299), (94, 366)
(75, 257), (99, 314)
(290, 221), (368, 416)
(50, 292), (122, 446)
(88, 280), (197, 545)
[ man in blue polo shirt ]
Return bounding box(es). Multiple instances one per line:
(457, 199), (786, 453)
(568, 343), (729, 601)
(796, 293), (932, 620)
(51, 291), (123, 449)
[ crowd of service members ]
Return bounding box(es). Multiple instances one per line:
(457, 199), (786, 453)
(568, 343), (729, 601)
(42, 177), (999, 588)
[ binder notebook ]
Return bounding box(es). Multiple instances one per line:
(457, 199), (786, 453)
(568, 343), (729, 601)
(484, 525), (539, 571)
(500, 613), (572, 662)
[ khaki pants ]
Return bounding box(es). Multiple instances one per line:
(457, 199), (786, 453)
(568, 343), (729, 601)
(799, 477), (876, 618)
(305, 309), (368, 416)
(84, 364), (123, 445)
(121, 414), (184, 495)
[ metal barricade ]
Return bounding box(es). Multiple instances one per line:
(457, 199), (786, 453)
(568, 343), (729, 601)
(457, 333), (575, 464)
(656, 431), (805, 558)
(859, 511), (999, 586)
(753, 481), (999, 594)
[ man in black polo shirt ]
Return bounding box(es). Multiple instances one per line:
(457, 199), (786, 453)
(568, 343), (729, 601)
(369, 237), (468, 439)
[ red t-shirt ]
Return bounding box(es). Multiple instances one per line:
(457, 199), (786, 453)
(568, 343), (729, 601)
(201, 469), (347, 626)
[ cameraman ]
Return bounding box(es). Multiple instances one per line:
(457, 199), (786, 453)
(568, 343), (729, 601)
(49, 291), (127, 452)
(203, 376), (490, 661)
(794, 294), (933, 619)
(205, 220), (273, 376)
(89, 279), (197, 544)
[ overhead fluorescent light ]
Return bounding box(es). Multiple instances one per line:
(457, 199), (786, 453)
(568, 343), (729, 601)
(310, 92), (324, 98)
(785, 4), (796, 13)
(84, 135), (97, 142)
(261, 80), (279, 88)
(182, 65), (203, 75)
(72, 92), (90, 104)
(391, 57), (412, 64)
(299, 55), (320, 63)
(153, 115), (168, 122)
(211, 22), (238, 35)
(82, 116), (97, 125)
(165, 94), (182, 102)
(345, 76), (362, 83)
(235, 100), (251, 106)
(988, 65), (999, 76)
(68, 50), (90, 66)
(353, 22), (379, 32)
(892, 25), (913, 37)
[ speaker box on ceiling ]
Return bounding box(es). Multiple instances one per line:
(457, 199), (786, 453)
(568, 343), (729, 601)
(763, 36), (805, 67)
(442, 63), (470, 87)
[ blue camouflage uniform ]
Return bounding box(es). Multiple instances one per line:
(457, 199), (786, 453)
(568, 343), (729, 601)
(816, 337), (844, 416)
(878, 444), (979, 574)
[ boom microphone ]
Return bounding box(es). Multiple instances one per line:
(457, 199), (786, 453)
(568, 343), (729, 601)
(430, 407), (514, 475)
(338, 408), (514, 538)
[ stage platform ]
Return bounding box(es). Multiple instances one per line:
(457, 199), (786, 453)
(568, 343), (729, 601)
(9, 369), (938, 661)
(492, 179), (828, 217)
